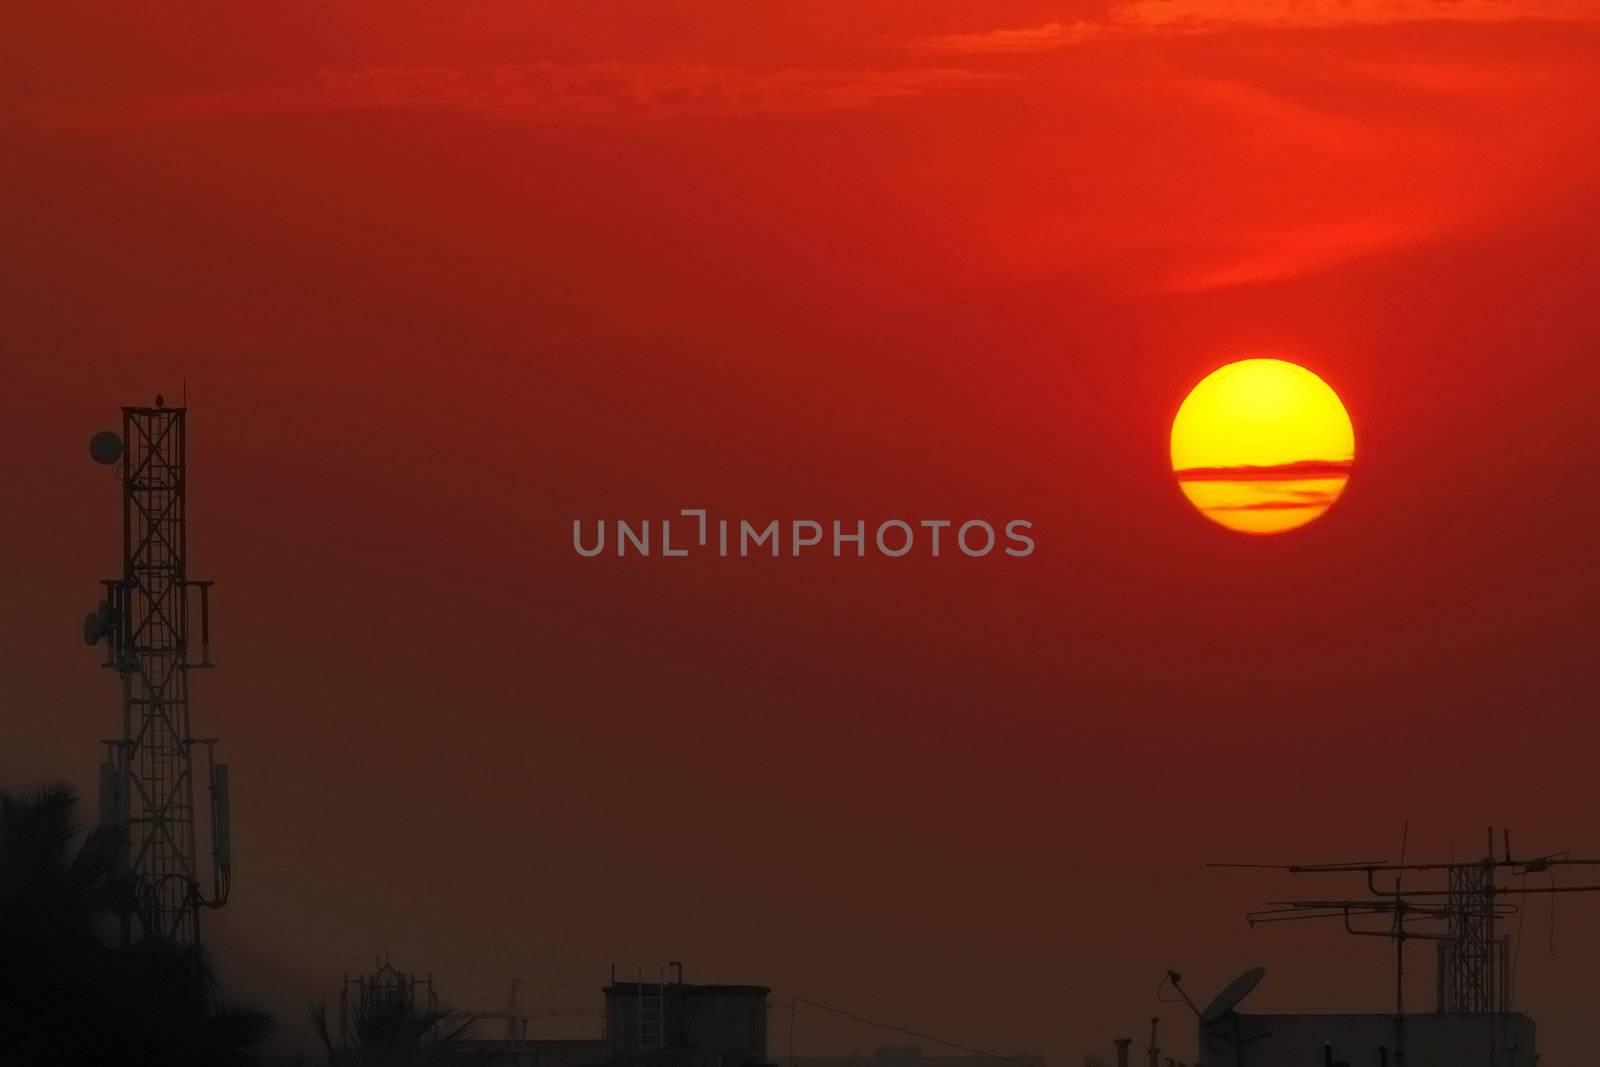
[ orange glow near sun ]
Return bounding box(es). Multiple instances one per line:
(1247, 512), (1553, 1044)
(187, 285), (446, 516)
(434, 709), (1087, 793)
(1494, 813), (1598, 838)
(1171, 358), (1354, 535)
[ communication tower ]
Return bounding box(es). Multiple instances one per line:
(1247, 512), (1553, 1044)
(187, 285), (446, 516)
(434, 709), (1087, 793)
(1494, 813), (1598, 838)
(84, 397), (231, 944)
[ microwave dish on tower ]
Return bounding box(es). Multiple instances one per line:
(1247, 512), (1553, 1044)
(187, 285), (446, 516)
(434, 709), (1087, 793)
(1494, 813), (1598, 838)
(88, 430), (123, 465)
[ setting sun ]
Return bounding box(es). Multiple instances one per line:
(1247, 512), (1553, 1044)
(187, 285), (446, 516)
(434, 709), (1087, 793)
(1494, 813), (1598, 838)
(1171, 358), (1354, 534)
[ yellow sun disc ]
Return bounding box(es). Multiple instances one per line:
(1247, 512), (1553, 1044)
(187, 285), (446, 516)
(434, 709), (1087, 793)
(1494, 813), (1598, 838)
(1170, 358), (1354, 535)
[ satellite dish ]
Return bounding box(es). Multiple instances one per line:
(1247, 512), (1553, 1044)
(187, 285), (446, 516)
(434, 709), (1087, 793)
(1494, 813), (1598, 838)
(1201, 966), (1266, 1024)
(89, 431), (124, 466)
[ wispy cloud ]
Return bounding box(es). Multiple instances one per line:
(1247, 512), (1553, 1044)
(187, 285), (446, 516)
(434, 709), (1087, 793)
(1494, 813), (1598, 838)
(1157, 213), (1454, 292)
(916, 0), (1599, 53)
(14, 62), (1012, 127)
(911, 21), (1105, 55)
(1122, 62), (1571, 291)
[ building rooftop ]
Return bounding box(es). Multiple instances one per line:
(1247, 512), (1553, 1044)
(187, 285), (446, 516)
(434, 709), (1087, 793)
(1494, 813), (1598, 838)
(604, 983), (771, 996)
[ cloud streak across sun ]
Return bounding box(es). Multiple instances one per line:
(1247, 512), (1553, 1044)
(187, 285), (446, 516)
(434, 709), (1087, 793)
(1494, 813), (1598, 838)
(1172, 460), (1352, 482)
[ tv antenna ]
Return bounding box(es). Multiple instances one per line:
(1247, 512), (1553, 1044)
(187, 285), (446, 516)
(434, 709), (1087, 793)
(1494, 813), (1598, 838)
(1212, 826), (1600, 1047)
(83, 399), (231, 945)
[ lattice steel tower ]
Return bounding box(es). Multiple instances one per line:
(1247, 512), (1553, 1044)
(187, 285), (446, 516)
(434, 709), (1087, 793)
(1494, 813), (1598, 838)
(1438, 859), (1503, 1013)
(84, 398), (231, 944)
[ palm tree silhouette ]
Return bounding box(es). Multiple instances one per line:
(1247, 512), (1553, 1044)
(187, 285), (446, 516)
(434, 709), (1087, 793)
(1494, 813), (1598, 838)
(311, 991), (486, 1065)
(0, 784), (274, 1066)
(0, 784), (128, 938)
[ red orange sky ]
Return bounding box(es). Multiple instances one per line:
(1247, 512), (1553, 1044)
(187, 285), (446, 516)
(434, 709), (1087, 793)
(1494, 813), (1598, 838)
(4, 2), (1600, 1063)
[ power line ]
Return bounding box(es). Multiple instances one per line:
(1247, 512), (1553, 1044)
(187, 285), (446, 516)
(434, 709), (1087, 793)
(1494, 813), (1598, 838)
(784, 995), (1036, 1067)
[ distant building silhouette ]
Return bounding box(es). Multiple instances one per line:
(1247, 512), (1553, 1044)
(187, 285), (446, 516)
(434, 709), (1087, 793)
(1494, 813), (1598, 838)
(470, 974), (1045, 1067)
(476, 1036), (610, 1067)
(796, 1047), (1045, 1067)
(473, 973), (771, 1067)
(1192, 1012), (1534, 1067)
(606, 979), (771, 1067)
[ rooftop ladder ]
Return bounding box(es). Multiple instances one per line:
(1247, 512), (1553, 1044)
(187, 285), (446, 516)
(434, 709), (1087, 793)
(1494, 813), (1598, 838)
(638, 967), (665, 1050)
